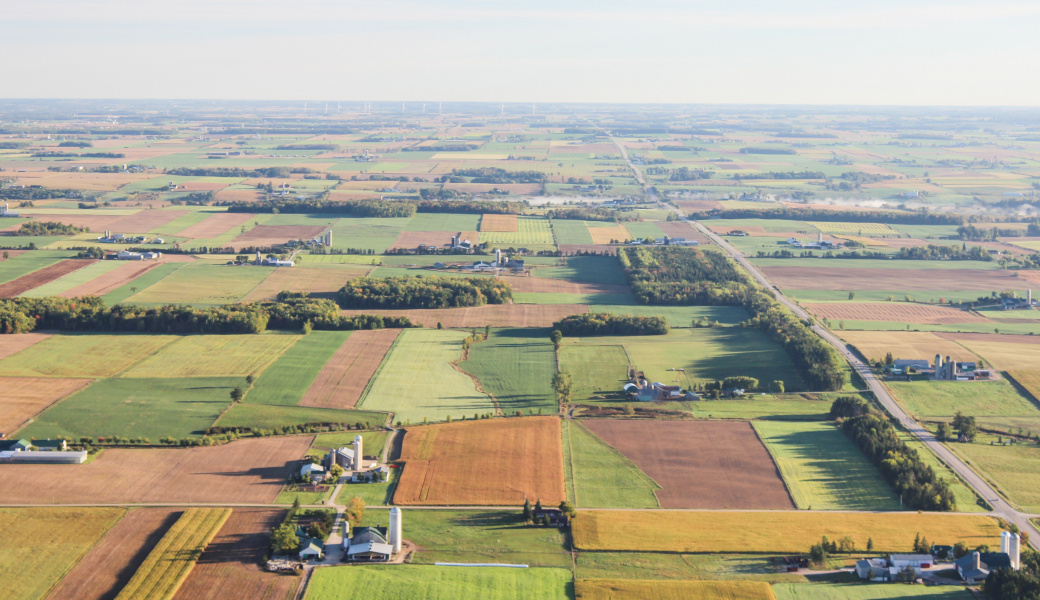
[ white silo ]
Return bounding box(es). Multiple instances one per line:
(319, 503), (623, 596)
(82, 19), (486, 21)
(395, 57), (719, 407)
(353, 435), (363, 471)
(1029, 289), (1033, 306)
(389, 507), (402, 554)
(1001, 530), (1010, 554)
(495, 249), (501, 266)
(342, 521), (351, 550)
(1008, 532), (1021, 570)
(934, 354), (943, 380)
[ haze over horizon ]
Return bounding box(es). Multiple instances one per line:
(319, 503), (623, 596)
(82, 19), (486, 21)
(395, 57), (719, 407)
(1, 0), (1038, 106)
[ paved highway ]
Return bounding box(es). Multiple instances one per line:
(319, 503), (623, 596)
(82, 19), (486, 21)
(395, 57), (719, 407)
(691, 220), (1040, 547)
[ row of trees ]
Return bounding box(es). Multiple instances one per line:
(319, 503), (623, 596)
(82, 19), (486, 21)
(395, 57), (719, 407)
(679, 206), (970, 226)
(735, 170), (826, 180)
(957, 223), (1040, 240)
(226, 197), (415, 218)
(16, 221), (85, 236)
(337, 276), (512, 309)
(451, 167), (546, 183)
(551, 313), (668, 336)
(545, 207), (635, 222)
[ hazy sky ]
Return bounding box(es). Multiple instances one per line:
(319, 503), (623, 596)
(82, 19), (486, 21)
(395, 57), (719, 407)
(2, 0), (1039, 105)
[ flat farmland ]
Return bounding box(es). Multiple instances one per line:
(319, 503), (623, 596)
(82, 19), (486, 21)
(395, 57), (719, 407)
(241, 264), (368, 302)
(0, 507), (125, 600)
(175, 211), (256, 239)
(46, 508), (182, 600)
(300, 329), (400, 409)
(953, 442), (1040, 513)
(0, 332), (51, 360)
(656, 220), (710, 243)
(589, 224), (631, 244)
(888, 380), (1039, 419)
(122, 333), (298, 378)
(560, 344), (630, 402)
(59, 260), (164, 298)
(573, 510), (1001, 554)
(478, 216), (555, 246)
(566, 420), (661, 508)
(838, 331), (972, 365)
(330, 217), (410, 252)
(0, 333), (178, 378)
(390, 229), (479, 249)
(404, 212), (482, 231)
(171, 508), (299, 600)
(582, 420), (793, 509)
(752, 421), (900, 511)
(761, 265), (1022, 292)
(550, 220), (593, 244)
(394, 417), (565, 505)
(341, 303), (587, 328)
(357, 329), (496, 423)
(773, 583), (972, 600)
(575, 580), (776, 600)
(19, 259), (128, 297)
(244, 331), (349, 406)
(233, 224), (327, 248)
(305, 565), (572, 600)
(480, 213), (518, 232)
(808, 221), (898, 235)
(127, 262), (272, 305)
(0, 376), (91, 434)
(0, 435), (312, 504)
(18, 376), (241, 441)
(952, 337), (1040, 370)
(0, 258), (95, 297)
(505, 275), (630, 296)
(460, 328), (558, 415)
(214, 403), (386, 431)
(803, 302), (989, 324)
(109, 208), (191, 233)
(533, 256), (628, 285)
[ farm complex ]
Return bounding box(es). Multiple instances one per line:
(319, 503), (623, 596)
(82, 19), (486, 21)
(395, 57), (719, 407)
(2, 101), (1040, 600)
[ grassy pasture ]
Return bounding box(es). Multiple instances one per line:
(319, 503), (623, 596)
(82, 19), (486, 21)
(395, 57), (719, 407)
(18, 376), (241, 440)
(0, 507), (124, 600)
(513, 291), (636, 305)
(101, 261), (186, 305)
(214, 403), (387, 431)
(752, 421), (900, 511)
(560, 344), (630, 403)
(122, 333), (298, 378)
(589, 304), (749, 327)
(897, 432), (987, 513)
(952, 439), (1040, 513)
(358, 329), (496, 423)
(244, 331), (350, 406)
(404, 212), (481, 231)
(126, 262), (271, 305)
(692, 396), (831, 420)
(573, 510), (1001, 554)
(552, 219), (595, 244)
(479, 215), (555, 246)
(534, 256), (628, 285)
(0, 333), (177, 378)
(808, 222), (898, 235)
(305, 565), (573, 600)
(576, 580), (776, 600)
(460, 328), (557, 415)
(623, 221), (666, 240)
(330, 217), (410, 252)
(0, 250), (79, 284)
(565, 420), (661, 508)
(574, 552), (805, 584)
(18, 259), (127, 297)
(772, 583), (972, 600)
(888, 379), (1040, 419)
(114, 507), (231, 600)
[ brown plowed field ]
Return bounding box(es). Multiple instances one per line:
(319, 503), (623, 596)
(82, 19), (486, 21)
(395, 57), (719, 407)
(589, 225), (631, 244)
(656, 221), (710, 243)
(676, 200), (722, 212)
(300, 329), (400, 409)
(59, 261), (163, 298)
(558, 244), (616, 255)
(390, 230), (479, 249)
(109, 209), (190, 233)
(394, 417), (565, 505)
(172, 508), (299, 600)
(25, 213), (126, 231)
(176, 212), (256, 239)
(582, 420), (795, 509)
(240, 264), (369, 302)
(505, 276), (630, 295)
(0, 377), (92, 434)
(233, 225), (327, 249)
(0, 332), (50, 360)
(803, 302), (990, 324)
(480, 214), (518, 232)
(0, 259), (96, 297)
(0, 436), (311, 504)
(761, 266), (1023, 291)
(45, 508), (182, 600)
(340, 303), (587, 328)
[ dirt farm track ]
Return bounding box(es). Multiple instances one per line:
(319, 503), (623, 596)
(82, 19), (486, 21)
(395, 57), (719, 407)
(582, 420), (795, 509)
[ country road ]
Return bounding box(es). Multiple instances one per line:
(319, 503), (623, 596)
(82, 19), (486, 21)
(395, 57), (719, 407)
(689, 219), (1040, 548)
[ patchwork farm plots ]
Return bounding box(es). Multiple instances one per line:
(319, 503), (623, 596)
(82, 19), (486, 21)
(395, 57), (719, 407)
(7, 108), (1040, 600)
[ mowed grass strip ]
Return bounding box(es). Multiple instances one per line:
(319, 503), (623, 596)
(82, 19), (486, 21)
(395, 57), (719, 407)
(460, 328), (557, 415)
(122, 333), (299, 378)
(18, 259), (127, 297)
(0, 333), (178, 378)
(573, 511), (1001, 554)
(575, 579), (776, 600)
(752, 421), (900, 511)
(358, 329), (495, 423)
(305, 565), (573, 600)
(772, 582), (972, 600)
(566, 420), (661, 508)
(215, 403), (387, 431)
(0, 507), (125, 600)
(245, 331), (350, 406)
(18, 376), (242, 441)
(114, 507), (231, 600)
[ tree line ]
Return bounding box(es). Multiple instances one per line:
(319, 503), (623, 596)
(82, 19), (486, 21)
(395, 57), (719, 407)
(337, 276), (512, 309)
(736, 171), (826, 180)
(756, 244), (994, 262)
(552, 313), (668, 336)
(680, 206), (970, 226)
(546, 207), (635, 222)
(451, 167), (546, 184)
(16, 221), (86, 236)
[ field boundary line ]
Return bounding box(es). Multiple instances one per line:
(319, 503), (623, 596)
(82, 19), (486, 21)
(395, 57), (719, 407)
(749, 421), (800, 510)
(574, 420), (663, 500)
(36, 506), (130, 600)
(562, 420), (578, 504)
(238, 266), (279, 303)
(119, 260), (188, 303)
(354, 329), (404, 412)
(1003, 371), (1040, 413)
(110, 334), (180, 378)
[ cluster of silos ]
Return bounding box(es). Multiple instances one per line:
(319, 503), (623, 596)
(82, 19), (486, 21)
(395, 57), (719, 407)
(1001, 531), (1021, 569)
(323, 230), (332, 247)
(934, 354), (956, 380)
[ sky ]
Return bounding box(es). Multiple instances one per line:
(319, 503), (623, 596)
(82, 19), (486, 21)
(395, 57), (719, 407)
(1, 0), (1039, 105)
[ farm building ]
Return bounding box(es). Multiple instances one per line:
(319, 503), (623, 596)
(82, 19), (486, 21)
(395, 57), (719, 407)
(33, 439), (67, 451)
(625, 380), (698, 402)
(0, 439), (30, 452)
(956, 532), (1020, 584)
(0, 450), (87, 464)
(300, 463), (326, 482)
(116, 250), (161, 260)
(893, 359), (930, 370)
(344, 507), (402, 562)
(324, 435), (364, 471)
(532, 507), (570, 527)
(0, 202), (19, 218)
(98, 231), (147, 244)
(854, 554), (932, 582)
(298, 537), (325, 561)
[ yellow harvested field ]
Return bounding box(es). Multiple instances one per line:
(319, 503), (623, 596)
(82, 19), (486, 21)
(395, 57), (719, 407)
(954, 339), (1040, 371)
(572, 511), (1001, 554)
(0, 377), (92, 434)
(589, 225), (631, 244)
(804, 302), (989, 325)
(240, 264), (369, 302)
(809, 222), (897, 236)
(1007, 371), (1040, 402)
(838, 331), (973, 365)
(831, 235), (890, 247)
(0, 332), (51, 361)
(0, 334), (179, 378)
(575, 580), (775, 600)
(480, 213), (519, 232)
(122, 334), (299, 378)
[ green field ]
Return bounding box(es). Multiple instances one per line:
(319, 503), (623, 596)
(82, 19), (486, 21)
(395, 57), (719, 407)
(692, 396), (832, 420)
(753, 421), (901, 511)
(19, 376), (242, 440)
(560, 344), (630, 403)
(577, 579), (775, 600)
(358, 329), (497, 423)
(887, 380), (1040, 419)
(0, 250), (78, 284)
(588, 304), (750, 327)
(479, 215), (555, 246)
(552, 219), (594, 244)
(122, 333), (299, 378)
(953, 438), (1040, 513)
(0, 333), (177, 378)
(534, 255), (628, 285)
(244, 331), (350, 405)
(772, 582), (973, 600)
(574, 552), (804, 583)
(513, 291), (636, 305)
(460, 328), (558, 415)
(336, 465), (400, 505)
(898, 432), (986, 513)
(306, 565), (573, 600)
(0, 507), (124, 600)
(214, 403), (387, 431)
(126, 262), (272, 305)
(405, 212), (481, 231)
(566, 420), (661, 508)
(101, 261), (186, 305)
(18, 259), (127, 297)
(330, 217), (410, 252)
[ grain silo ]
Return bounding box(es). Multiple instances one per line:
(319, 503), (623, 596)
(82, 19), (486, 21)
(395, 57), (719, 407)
(353, 435), (363, 471)
(389, 507), (402, 554)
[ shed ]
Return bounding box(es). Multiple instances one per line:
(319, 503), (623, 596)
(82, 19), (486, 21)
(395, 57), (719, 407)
(298, 538), (324, 560)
